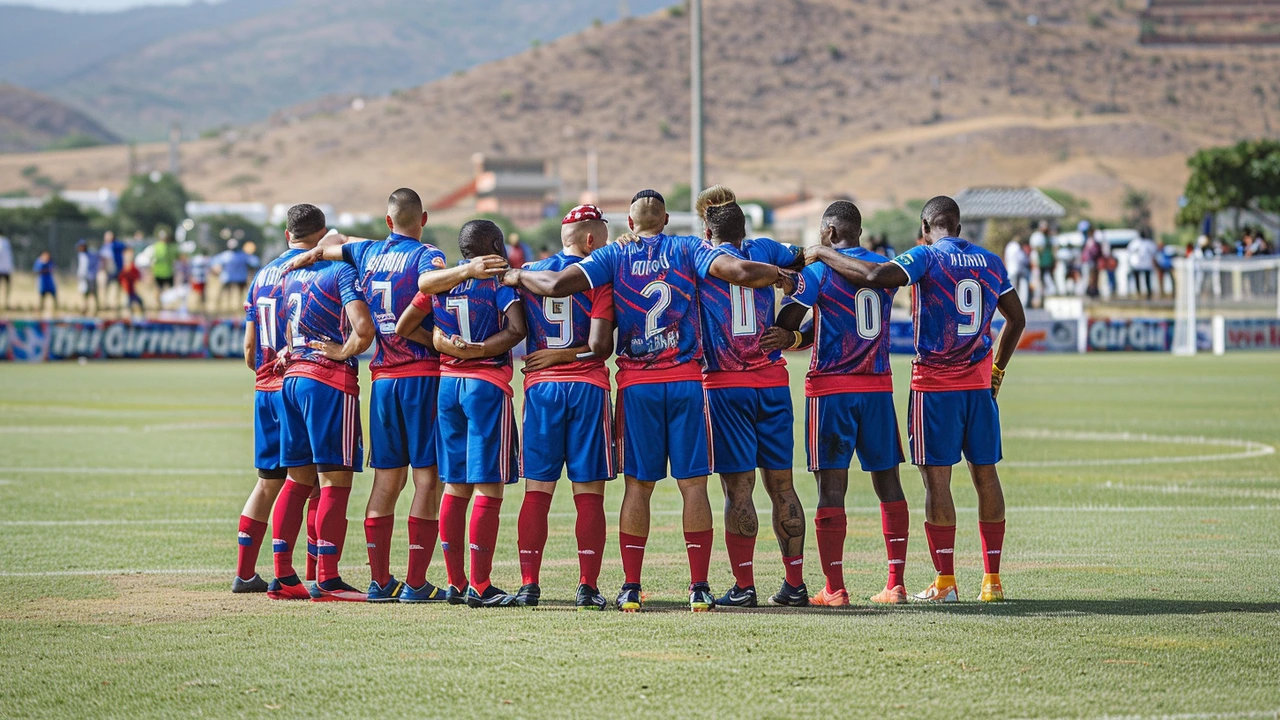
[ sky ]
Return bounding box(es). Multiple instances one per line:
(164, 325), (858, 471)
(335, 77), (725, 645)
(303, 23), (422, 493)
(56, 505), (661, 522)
(7, 0), (197, 10)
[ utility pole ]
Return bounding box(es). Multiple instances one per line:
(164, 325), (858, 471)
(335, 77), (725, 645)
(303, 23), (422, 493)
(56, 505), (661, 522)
(690, 0), (704, 230)
(168, 123), (181, 178)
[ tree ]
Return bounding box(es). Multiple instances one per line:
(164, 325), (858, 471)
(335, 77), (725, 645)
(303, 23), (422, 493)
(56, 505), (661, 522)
(1177, 139), (1280, 228)
(1122, 187), (1152, 228)
(863, 199), (927, 247)
(117, 172), (189, 236)
(195, 214), (266, 252)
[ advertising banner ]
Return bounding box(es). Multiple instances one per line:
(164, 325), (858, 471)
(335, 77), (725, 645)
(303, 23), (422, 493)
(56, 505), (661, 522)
(1087, 318), (1173, 352)
(1223, 318), (1280, 350)
(0, 319), (245, 361)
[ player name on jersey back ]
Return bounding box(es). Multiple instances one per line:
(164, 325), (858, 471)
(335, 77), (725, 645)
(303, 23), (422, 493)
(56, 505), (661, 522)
(342, 235), (444, 380)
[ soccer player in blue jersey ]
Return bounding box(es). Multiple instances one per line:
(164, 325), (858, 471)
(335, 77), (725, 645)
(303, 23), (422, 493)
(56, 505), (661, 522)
(766, 201), (910, 606)
(235, 204), (321, 597)
(277, 216), (375, 602)
(504, 189), (795, 612)
(691, 186), (809, 609)
(509, 205), (616, 610)
(806, 195), (1026, 603)
(285, 189), (453, 604)
(424, 220), (527, 608)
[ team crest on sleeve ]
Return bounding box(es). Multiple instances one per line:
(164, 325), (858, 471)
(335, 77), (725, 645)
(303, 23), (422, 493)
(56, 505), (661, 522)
(897, 253), (914, 265)
(793, 273), (807, 296)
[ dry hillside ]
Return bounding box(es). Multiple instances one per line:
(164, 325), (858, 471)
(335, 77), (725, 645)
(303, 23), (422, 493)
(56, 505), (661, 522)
(0, 84), (120, 153)
(3, 0), (1279, 230)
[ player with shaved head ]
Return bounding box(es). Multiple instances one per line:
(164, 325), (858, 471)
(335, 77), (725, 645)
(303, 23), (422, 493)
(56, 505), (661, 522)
(804, 195), (1026, 603)
(504, 189), (796, 612)
(692, 186), (810, 608)
(509, 205), (617, 610)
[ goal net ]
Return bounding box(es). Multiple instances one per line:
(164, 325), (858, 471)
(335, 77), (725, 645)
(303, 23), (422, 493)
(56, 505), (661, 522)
(1172, 255), (1280, 355)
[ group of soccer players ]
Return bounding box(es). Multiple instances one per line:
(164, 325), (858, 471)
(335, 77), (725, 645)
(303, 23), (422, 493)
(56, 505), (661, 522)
(230, 183), (1026, 612)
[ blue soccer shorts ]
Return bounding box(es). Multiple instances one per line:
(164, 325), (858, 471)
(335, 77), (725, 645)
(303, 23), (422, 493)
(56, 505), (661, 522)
(907, 388), (1002, 467)
(521, 381), (616, 483)
(369, 375), (439, 470)
(253, 389), (285, 475)
(805, 391), (905, 473)
(280, 376), (363, 472)
(706, 386), (794, 474)
(437, 377), (518, 485)
(617, 380), (710, 482)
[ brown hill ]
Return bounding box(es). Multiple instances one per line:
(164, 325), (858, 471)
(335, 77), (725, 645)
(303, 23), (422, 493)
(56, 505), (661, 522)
(0, 84), (120, 154)
(2, 0), (1278, 231)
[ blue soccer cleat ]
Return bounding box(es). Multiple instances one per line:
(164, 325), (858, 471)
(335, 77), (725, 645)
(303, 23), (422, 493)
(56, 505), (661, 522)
(689, 582), (717, 612)
(399, 581), (448, 604)
(717, 584), (757, 608)
(446, 584), (469, 606)
(615, 583), (643, 613)
(366, 577), (405, 603)
(768, 580), (810, 607)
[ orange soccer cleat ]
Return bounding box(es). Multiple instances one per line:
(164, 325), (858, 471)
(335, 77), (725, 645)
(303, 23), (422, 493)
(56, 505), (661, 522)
(979, 573), (1004, 602)
(810, 586), (850, 607)
(870, 585), (908, 605)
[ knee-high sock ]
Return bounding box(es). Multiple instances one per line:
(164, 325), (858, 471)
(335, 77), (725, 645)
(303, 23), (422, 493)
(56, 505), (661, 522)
(924, 522), (956, 576)
(270, 479), (311, 580)
(619, 532), (647, 586)
(439, 493), (469, 589)
(315, 485), (351, 584)
(304, 486), (320, 582)
(979, 520), (1005, 574)
(517, 491), (553, 586)
(469, 495), (503, 593)
(724, 531), (756, 588)
(236, 515), (267, 581)
(880, 500), (910, 589)
(406, 516), (438, 589)
(685, 529), (714, 586)
(364, 514), (394, 587)
(573, 493), (605, 588)
(814, 507), (847, 593)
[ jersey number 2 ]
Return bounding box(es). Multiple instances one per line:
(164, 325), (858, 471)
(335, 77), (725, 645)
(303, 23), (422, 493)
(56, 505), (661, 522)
(641, 281), (671, 340)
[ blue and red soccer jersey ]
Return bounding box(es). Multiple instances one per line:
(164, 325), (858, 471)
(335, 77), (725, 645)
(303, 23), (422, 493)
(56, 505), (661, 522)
(891, 237), (1013, 466)
(517, 251), (617, 483)
(280, 260), (366, 471)
(577, 233), (721, 387)
(891, 238), (1013, 392)
(430, 275), (521, 484)
(787, 246), (903, 473)
(244, 248), (302, 392)
(698, 237), (799, 386)
(341, 234), (446, 379)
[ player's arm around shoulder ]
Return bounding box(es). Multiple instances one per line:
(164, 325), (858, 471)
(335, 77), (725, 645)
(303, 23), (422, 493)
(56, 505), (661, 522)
(478, 293), (528, 358)
(394, 292), (434, 348)
(419, 255), (508, 295)
(505, 261), (593, 298)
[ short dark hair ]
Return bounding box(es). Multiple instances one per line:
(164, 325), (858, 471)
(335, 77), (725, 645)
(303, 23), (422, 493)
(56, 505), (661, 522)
(286, 203), (327, 239)
(457, 219), (505, 260)
(705, 202), (746, 243)
(387, 188), (423, 229)
(632, 189), (665, 204)
(821, 200), (862, 239)
(921, 196), (961, 235)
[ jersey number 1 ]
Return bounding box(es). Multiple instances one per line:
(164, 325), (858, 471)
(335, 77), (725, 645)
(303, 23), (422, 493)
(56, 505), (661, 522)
(445, 297), (473, 343)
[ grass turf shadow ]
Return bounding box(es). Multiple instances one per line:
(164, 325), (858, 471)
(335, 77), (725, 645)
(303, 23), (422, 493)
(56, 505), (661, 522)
(529, 599), (1280, 616)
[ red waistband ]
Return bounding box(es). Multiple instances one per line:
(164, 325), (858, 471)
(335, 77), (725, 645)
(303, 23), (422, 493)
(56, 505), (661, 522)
(442, 366), (515, 396)
(286, 361), (359, 396)
(910, 355), (993, 392)
(371, 359), (440, 381)
(702, 364), (790, 390)
(524, 362), (611, 392)
(805, 372), (894, 397)
(616, 362), (703, 390)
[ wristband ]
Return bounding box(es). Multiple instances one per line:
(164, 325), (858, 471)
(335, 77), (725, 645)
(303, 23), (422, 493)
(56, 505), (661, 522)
(991, 365), (1006, 397)
(790, 331), (804, 350)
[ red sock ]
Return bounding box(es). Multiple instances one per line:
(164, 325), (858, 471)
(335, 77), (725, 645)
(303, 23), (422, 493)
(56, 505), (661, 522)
(517, 490), (553, 586)
(684, 529), (714, 586)
(469, 495), (503, 593)
(315, 485), (351, 584)
(406, 516), (438, 589)
(619, 532), (647, 585)
(881, 500), (910, 589)
(573, 493), (605, 588)
(979, 520), (1005, 574)
(439, 493), (469, 589)
(364, 514), (394, 587)
(304, 486), (320, 582)
(783, 554), (805, 588)
(924, 522), (957, 576)
(814, 507), (847, 593)
(270, 479), (311, 580)
(724, 531), (756, 588)
(236, 515), (267, 581)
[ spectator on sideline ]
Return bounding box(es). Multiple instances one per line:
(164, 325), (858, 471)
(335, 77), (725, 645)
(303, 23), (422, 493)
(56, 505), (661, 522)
(1245, 229), (1271, 257)
(76, 240), (102, 316)
(150, 230), (177, 306)
(1029, 220), (1055, 304)
(99, 230), (127, 311)
(505, 232), (534, 267)
(1127, 230), (1157, 301)
(1004, 234), (1031, 301)
(1154, 239), (1174, 298)
(34, 250), (57, 315)
(119, 249), (144, 318)
(189, 247), (211, 315)
(212, 239), (260, 313)
(1080, 221), (1101, 298)
(0, 233), (12, 310)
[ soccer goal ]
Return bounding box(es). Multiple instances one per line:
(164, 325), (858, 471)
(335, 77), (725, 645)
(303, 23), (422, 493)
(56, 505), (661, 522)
(1172, 255), (1280, 355)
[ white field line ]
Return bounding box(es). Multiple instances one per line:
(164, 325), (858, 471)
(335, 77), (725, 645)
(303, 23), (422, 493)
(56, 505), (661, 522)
(0, 421), (245, 434)
(1003, 429), (1275, 468)
(0, 467), (245, 476)
(0, 568), (223, 578)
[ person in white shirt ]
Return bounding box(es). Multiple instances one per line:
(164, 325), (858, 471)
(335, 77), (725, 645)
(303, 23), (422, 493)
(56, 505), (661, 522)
(0, 234), (13, 309)
(1127, 233), (1157, 300)
(1028, 220), (1055, 303)
(1005, 236), (1031, 300)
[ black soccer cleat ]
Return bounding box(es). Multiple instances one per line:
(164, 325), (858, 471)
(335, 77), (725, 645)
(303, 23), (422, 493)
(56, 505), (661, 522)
(768, 580), (810, 607)
(689, 582), (716, 612)
(466, 584), (521, 608)
(446, 583), (470, 606)
(616, 583), (643, 612)
(231, 573), (269, 594)
(717, 584), (758, 608)
(514, 583), (541, 607)
(575, 584), (607, 611)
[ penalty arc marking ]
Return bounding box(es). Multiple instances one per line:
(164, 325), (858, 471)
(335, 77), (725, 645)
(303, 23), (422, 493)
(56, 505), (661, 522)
(1002, 429), (1275, 468)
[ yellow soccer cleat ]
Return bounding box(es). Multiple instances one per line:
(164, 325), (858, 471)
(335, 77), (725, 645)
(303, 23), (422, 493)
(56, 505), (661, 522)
(870, 585), (908, 605)
(912, 575), (960, 603)
(810, 587), (850, 607)
(979, 573), (1004, 602)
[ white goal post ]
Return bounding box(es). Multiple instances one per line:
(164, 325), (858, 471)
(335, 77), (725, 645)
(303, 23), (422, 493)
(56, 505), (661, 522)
(1173, 255), (1280, 356)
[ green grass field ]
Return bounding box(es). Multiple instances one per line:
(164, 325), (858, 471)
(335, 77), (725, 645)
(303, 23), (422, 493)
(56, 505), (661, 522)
(1, 355), (1278, 718)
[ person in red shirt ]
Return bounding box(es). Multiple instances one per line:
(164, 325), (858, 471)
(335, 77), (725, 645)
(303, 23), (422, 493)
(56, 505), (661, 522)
(119, 249), (144, 317)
